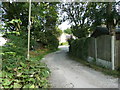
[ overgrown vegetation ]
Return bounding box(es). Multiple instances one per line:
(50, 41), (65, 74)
(2, 2), (62, 50)
(1, 32), (57, 88)
(68, 38), (89, 60)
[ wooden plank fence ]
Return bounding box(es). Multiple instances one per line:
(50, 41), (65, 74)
(88, 35), (120, 69)
(115, 40), (120, 69)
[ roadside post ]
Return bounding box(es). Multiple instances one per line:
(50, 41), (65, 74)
(27, 0), (32, 60)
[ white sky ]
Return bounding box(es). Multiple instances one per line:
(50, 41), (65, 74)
(58, 21), (71, 31)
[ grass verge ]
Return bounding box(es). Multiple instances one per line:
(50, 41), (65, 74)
(59, 42), (68, 46)
(30, 48), (59, 61)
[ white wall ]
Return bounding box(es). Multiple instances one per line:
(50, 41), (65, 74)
(59, 33), (67, 43)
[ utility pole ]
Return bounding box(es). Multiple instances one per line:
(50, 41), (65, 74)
(27, 0), (31, 60)
(0, 1), (2, 88)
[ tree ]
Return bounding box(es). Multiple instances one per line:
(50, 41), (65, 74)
(2, 2), (60, 50)
(64, 28), (72, 34)
(87, 2), (120, 32)
(60, 2), (90, 38)
(60, 2), (120, 38)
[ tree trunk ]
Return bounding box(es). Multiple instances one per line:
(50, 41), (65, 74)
(106, 3), (115, 36)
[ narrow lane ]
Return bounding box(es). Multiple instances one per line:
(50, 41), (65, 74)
(42, 46), (118, 88)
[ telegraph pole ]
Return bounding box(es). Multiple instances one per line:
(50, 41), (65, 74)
(0, 1), (2, 88)
(27, 0), (31, 60)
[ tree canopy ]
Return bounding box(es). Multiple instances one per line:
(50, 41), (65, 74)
(60, 2), (120, 38)
(2, 2), (62, 50)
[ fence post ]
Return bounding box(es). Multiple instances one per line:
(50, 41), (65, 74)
(95, 38), (97, 61)
(111, 35), (115, 70)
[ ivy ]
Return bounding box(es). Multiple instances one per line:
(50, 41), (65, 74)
(1, 34), (51, 88)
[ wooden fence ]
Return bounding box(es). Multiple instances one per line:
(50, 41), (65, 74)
(115, 40), (120, 68)
(88, 35), (120, 69)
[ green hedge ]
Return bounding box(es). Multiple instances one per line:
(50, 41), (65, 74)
(69, 38), (89, 60)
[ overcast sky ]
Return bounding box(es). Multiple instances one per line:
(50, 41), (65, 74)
(58, 21), (71, 30)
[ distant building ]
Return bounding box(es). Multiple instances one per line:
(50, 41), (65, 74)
(59, 33), (67, 43)
(59, 33), (76, 43)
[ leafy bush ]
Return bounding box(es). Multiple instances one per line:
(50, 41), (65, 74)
(64, 28), (72, 34)
(3, 32), (27, 55)
(1, 34), (51, 88)
(69, 38), (89, 60)
(33, 30), (59, 50)
(46, 31), (59, 50)
(52, 27), (63, 38)
(2, 56), (50, 88)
